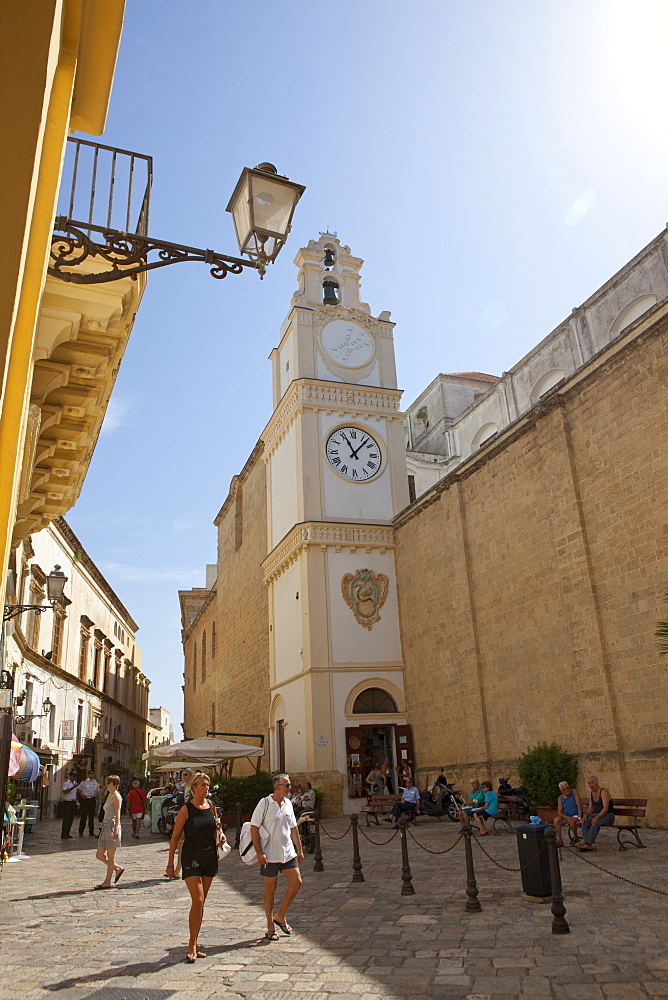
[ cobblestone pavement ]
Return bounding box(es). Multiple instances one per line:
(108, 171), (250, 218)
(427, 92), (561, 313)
(2, 816), (668, 1000)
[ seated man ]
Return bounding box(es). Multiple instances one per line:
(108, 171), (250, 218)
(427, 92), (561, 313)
(385, 776), (421, 827)
(471, 781), (499, 836)
(578, 775), (614, 850)
(459, 777), (486, 825)
(301, 782), (316, 812)
(554, 780), (582, 846)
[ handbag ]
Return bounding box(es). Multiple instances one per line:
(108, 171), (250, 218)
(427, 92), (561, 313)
(213, 805), (231, 860)
(239, 797), (271, 865)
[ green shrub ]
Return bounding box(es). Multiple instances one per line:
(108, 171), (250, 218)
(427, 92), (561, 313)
(516, 742), (578, 808)
(210, 771), (273, 814)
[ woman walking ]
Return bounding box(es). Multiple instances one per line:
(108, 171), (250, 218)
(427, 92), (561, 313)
(94, 775), (124, 889)
(164, 773), (224, 963)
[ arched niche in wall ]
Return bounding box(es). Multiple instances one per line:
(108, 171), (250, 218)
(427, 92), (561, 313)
(344, 677), (406, 717)
(609, 294), (657, 338)
(470, 421), (499, 452)
(530, 368), (565, 405)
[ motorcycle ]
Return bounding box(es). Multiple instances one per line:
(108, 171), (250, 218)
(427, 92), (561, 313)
(420, 771), (465, 822)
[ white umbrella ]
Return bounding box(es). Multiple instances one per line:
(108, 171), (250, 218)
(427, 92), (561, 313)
(153, 762), (216, 772)
(143, 737), (264, 773)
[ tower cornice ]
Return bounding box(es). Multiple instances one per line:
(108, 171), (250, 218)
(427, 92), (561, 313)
(261, 378), (404, 460)
(262, 519), (395, 585)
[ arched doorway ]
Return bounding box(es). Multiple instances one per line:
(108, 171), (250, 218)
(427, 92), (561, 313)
(344, 682), (411, 800)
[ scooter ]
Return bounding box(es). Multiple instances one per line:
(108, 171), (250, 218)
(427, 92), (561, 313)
(157, 792), (181, 837)
(297, 808), (317, 854)
(420, 771), (465, 822)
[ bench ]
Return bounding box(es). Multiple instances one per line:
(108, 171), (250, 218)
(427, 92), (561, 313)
(569, 798), (647, 850)
(492, 794), (530, 835)
(360, 793), (417, 827)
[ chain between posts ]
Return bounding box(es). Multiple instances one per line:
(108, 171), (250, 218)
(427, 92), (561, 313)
(406, 826), (464, 855)
(318, 821), (352, 841)
(563, 845), (668, 896)
(358, 824), (400, 846)
(473, 834), (547, 872)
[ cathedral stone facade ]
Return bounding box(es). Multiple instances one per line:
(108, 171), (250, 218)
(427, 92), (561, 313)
(181, 230), (668, 824)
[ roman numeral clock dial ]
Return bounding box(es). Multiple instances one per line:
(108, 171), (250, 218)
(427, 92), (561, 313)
(325, 427), (382, 481)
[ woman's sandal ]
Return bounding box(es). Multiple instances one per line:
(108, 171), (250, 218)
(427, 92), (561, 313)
(264, 931), (279, 941)
(273, 918), (292, 935)
(114, 867), (124, 884)
(93, 883), (112, 890)
(196, 950), (207, 958)
(186, 953), (197, 964)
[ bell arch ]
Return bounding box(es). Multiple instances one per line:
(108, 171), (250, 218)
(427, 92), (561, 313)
(470, 421), (499, 452)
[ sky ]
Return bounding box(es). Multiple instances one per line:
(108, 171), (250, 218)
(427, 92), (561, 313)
(65, 0), (668, 733)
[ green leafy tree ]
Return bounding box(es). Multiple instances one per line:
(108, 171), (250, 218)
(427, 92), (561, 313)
(655, 594), (668, 655)
(516, 742), (578, 809)
(210, 771), (274, 814)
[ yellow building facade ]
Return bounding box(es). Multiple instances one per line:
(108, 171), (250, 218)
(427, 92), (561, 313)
(0, 0), (137, 609)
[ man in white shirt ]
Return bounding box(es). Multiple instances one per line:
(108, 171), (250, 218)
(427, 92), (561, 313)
(77, 770), (99, 836)
(301, 782), (316, 811)
(60, 771), (79, 839)
(250, 773), (304, 941)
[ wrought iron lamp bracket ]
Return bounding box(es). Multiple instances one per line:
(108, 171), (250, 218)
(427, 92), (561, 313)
(3, 604), (52, 623)
(49, 218), (266, 285)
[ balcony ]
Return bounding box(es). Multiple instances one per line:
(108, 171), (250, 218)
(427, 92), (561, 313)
(12, 139), (152, 545)
(73, 736), (95, 757)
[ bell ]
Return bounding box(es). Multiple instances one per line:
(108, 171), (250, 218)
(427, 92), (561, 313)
(323, 248), (336, 269)
(322, 280), (339, 306)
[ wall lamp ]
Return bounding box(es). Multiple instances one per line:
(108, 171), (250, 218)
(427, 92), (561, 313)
(3, 565), (68, 622)
(49, 142), (305, 285)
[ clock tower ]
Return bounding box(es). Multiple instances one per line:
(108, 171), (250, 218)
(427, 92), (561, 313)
(263, 234), (411, 812)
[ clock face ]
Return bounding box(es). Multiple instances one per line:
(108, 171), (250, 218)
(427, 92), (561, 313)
(320, 319), (374, 368)
(325, 426), (382, 481)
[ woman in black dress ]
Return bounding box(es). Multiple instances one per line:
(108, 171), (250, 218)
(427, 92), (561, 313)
(165, 773), (224, 962)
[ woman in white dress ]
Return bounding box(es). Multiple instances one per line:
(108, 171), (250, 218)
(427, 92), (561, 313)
(94, 774), (124, 889)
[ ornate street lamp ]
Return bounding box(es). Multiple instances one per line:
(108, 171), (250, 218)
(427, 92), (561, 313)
(226, 163), (306, 267)
(49, 140), (305, 285)
(3, 564), (68, 622)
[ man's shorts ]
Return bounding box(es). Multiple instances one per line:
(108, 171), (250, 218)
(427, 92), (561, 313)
(260, 856), (299, 878)
(181, 851), (218, 880)
(476, 810), (494, 821)
(131, 812), (143, 819)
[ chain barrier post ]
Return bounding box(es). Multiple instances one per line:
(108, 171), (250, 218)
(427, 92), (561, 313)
(351, 813), (365, 882)
(313, 808), (324, 872)
(544, 826), (569, 934)
(462, 822), (482, 912)
(234, 801), (242, 850)
(399, 817), (415, 895)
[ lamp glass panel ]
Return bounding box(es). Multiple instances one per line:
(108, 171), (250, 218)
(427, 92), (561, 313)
(249, 174), (295, 236)
(46, 569), (67, 602)
(228, 174), (252, 252)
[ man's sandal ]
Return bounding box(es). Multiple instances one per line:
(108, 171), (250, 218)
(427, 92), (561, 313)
(264, 931), (279, 941)
(273, 918), (292, 935)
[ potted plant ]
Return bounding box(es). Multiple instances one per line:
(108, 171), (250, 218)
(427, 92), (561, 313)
(516, 741), (578, 822)
(14, 689), (26, 707)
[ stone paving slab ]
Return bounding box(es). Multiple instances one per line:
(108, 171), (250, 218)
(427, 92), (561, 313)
(1, 818), (667, 999)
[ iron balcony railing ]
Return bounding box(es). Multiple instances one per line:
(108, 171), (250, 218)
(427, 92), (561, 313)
(57, 136), (153, 236)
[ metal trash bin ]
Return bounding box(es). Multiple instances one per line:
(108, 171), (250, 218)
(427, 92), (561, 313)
(516, 822), (552, 897)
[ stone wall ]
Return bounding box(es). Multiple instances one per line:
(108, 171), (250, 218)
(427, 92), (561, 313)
(287, 770), (344, 819)
(394, 311), (668, 826)
(183, 443), (270, 774)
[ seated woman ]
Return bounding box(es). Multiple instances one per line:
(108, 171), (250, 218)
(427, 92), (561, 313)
(554, 780), (582, 846)
(471, 781), (499, 836)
